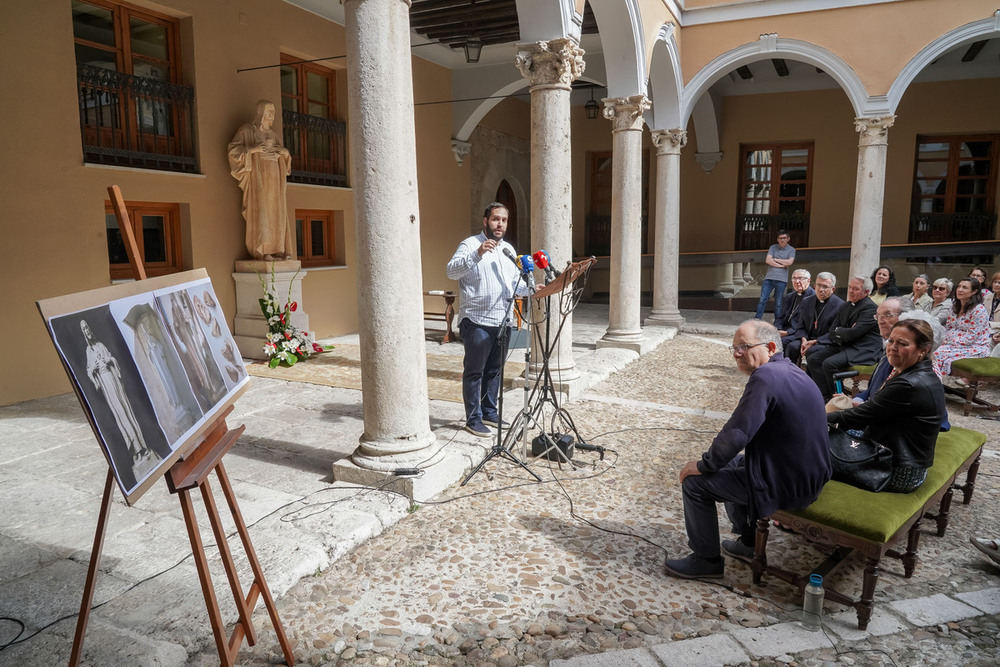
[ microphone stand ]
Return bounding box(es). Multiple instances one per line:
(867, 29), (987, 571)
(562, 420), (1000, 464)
(461, 263), (542, 486)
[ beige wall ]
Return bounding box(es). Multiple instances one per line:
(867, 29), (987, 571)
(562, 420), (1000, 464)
(679, 0), (997, 94)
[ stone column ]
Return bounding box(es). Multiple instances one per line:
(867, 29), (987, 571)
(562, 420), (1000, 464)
(716, 263), (737, 297)
(645, 128), (686, 329)
(598, 95), (651, 353)
(849, 116), (895, 280)
(515, 38), (585, 390)
(340, 0), (440, 472)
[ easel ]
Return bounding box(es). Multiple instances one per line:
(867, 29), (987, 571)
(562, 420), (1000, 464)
(68, 186), (294, 666)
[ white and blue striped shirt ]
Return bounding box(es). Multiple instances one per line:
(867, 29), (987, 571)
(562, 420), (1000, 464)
(446, 233), (532, 327)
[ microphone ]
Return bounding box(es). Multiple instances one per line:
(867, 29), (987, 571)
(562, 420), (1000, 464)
(532, 250), (562, 281)
(502, 248), (535, 289)
(516, 255), (536, 290)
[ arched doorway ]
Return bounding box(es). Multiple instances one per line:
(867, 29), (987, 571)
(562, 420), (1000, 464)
(496, 179), (518, 248)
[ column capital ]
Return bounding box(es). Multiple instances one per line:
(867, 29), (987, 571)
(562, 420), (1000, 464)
(602, 95), (650, 132)
(650, 128), (687, 155)
(695, 151), (724, 173)
(450, 139), (471, 165)
(854, 116), (895, 146)
(514, 38), (585, 90)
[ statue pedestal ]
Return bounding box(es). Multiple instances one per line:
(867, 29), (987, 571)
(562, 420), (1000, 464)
(232, 260), (312, 360)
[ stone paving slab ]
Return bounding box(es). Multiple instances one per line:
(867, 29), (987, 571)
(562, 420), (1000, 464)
(888, 592), (983, 626)
(957, 587), (1000, 615)
(823, 607), (909, 641)
(551, 647), (662, 666)
(650, 634), (749, 666)
(729, 619), (835, 658)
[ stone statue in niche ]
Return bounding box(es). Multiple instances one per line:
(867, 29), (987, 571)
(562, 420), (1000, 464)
(227, 99), (295, 260)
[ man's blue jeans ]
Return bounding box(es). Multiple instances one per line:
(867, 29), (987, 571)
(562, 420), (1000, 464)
(755, 279), (787, 321)
(459, 318), (508, 425)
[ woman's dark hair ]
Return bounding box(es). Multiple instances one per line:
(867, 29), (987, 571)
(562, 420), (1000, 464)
(482, 202), (508, 219)
(891, 319), (935, 362)
(971, 265), (988, 281)
(990, 271), (1000, 291)
(870, 265), (897, 296)
(953, 278), (985, 315)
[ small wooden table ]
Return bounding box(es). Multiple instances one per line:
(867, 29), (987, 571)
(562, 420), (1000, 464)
(425, 290), (457, 343)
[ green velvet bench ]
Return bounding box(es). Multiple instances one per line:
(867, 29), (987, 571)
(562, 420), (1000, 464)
(948, 357), (1000, 415)
(845, 364), (875, 396)
(750, 426), (986, 630)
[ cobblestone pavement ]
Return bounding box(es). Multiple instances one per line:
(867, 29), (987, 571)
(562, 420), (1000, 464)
(188, 328), (1000, 667)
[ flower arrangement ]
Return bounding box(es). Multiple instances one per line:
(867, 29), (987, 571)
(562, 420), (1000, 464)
(256, 266), (328, 368)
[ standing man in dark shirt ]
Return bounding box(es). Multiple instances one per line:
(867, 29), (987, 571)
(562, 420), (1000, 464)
(663, 320), (831, 579)
(783, 272), (843, 365)
(803, 275), (883, 400)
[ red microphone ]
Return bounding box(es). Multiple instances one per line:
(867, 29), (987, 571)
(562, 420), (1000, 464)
(532, 251), (549, 270)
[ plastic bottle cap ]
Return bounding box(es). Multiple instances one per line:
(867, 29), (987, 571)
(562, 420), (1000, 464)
(809, 573), (823, 585)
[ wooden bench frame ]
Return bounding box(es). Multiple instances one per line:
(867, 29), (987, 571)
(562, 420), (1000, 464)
(947, 365), (1000, 415)
(424, 290), (457, 344)
(750, 445), (983, 630)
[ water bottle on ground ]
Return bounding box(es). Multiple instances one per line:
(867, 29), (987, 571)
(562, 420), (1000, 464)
(801, 573), (824, 631)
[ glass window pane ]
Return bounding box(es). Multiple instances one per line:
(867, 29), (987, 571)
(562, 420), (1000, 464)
(130, 18), (168, 60)
(281, 96), (299, 114)
(307, 101), (329, 118)
(75, 43), (117, 70)
(916, 179), (946, 195)
(918, 142), (949, 159)
(141, 215), (166, 263)
(961, 141), (992, 159)
(746, 166), (771, 182)
(780, 166), (807, 181)
(73, 1), (116, 47)
(780, 200), (805, 214)
(281, 66), (298, 96)
(307, 72), (328, 104)
(779, 182), (806, 198)
(780, 148), (808, 164)
(746, 149), (772, 166)
(106, 213), (127, 264)
(295, 218), (304, 257)
(310, 219), (326, 256)
(132, 59), (167, 80)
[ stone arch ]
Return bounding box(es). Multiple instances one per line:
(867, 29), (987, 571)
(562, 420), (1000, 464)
(680, 35), (868, 126)
(453, 77), (530, 143)
(886, 10), (1000, 113)
(588, 0), (647, 97)
(646, 23), (682, 130)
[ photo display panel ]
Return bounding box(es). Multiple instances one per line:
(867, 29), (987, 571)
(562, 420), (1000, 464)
(39, 271), (249, 504)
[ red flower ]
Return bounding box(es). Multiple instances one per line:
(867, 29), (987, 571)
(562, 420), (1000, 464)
(284, 331), (292, 340)
(312, 343), (323, 353)
(290, 301), (298, 312)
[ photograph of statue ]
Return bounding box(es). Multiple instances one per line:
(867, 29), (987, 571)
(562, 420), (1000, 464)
(115, 299), (203, 444)
(48, 306), (171, 494)
(227, 99), (295, 260)
(181, 282), (247, 391)
(158, 290), (228, 411)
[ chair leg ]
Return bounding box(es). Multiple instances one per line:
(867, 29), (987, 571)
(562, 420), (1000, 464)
(903, 517), (921, 577)
(962, 455), (981, 505)
(857, 557), (880, 630)
(752, 518), (770, 584)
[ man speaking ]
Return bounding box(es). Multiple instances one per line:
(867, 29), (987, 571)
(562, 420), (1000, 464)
(664, 320), (831, 579)
(446, 203), (533, 438)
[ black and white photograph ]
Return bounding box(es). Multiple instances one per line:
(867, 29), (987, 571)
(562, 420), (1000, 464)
(156, 287), (229, 412)
(48, 305), (171, 495)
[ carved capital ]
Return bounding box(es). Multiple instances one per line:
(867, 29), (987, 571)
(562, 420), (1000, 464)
(514, 38), (586, 90)
(695, 151), (724, 173)
(854, 116), (895, 147)
(650, 128), (687, 155)
(602, 95), (650, 132)
(450, 139), (471, 166)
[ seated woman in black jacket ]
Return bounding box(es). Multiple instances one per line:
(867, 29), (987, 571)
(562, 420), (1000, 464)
(827, 319), (946, 492)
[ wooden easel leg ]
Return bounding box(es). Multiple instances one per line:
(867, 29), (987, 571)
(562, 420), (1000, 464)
(215, 463), (295, 666)
(178, 487), (233, 667)
(69, 469), (116, 667)
(199, 478), (257, 651)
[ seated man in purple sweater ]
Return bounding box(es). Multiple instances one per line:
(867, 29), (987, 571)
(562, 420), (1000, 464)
(664, 320), (832, 579)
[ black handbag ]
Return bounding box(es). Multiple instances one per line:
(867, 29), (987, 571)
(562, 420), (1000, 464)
(828, 427), (893, 492)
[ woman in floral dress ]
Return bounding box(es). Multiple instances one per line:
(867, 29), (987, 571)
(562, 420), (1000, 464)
(933, 278), (991, 376)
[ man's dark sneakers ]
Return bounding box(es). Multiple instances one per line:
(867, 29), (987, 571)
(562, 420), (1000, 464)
(721, 539), (756, 564)
(663, 553), (724, 579)
(482, 415), (508, 428)
(464, 421), (492, 438)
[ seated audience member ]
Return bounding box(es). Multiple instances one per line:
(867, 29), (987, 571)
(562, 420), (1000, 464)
(842, 297), (911, 403)
(869, 265), (901, 305)
(783, 272), (843, 365)
(902, 274), (932, 311)
(775, 269), (814, 337)
(663, 321), (830, 578)
(803, 276), (882, 400)
(970, 266), (990, 296)
(933, 277), (991, 377)
(927, 278), (953, 324)
(827, 319), (946, 493)
(983, 271), (1000, 353)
